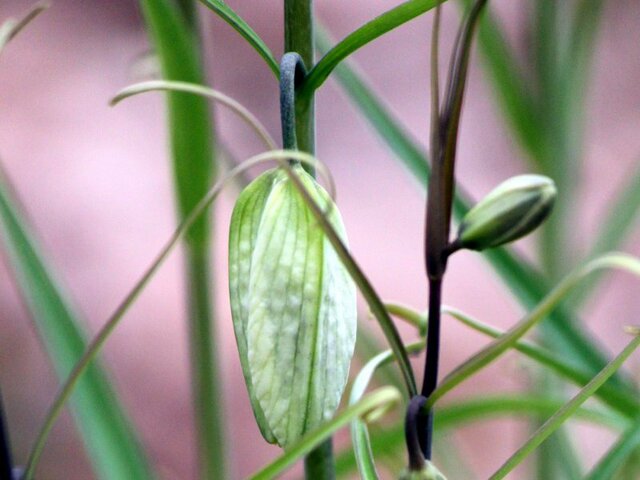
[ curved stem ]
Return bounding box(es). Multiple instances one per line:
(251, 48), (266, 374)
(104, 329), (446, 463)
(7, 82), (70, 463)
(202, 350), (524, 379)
(405, 395), (428, 470)
(280, 53), (307, 151)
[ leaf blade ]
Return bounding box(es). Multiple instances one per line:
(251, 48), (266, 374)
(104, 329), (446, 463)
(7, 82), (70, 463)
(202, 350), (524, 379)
(0, 170), (154, 480)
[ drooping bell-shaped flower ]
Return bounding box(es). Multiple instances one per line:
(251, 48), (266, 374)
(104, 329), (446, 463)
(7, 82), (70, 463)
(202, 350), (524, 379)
(228, 165), (357, 448)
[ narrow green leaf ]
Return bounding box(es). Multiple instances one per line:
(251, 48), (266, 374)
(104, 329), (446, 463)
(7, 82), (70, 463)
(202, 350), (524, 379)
(387, 302), (639, 417)
(138, 1), (224, 477)
(198, 0), (279, 76)
(335, 394), (620, 477)
(318, 27), (634, 393)
(140, 0), (214, 249)
(441, 307), (639, 417)
(349, 342), (425, 480)
(0, 169), (154, 480)
(585, 421), (640, 480)
(428, 253), (640, 408)
(302, 0), (446, 96)
(490, 332), (640, 480)
(249, 387), (402, 480)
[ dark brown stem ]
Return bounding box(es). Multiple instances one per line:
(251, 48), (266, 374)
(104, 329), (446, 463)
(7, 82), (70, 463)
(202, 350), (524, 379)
(405, 395), (428, 470)
(419, 0), (489, 463)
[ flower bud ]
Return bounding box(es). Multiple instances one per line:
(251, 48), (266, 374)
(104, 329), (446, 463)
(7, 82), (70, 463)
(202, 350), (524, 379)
(228, 165), (357, 448)
(455, 174), (556, 251)
(400, 461), (448, 480)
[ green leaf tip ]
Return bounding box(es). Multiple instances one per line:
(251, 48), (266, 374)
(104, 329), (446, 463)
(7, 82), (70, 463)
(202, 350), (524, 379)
(455, 174), (556, 251)
(228, 165), (357, 448)
(400, 460), (448, 480)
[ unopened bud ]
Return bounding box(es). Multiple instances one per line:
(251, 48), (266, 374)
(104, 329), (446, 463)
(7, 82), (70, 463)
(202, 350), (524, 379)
(455, 174), (556, 251)
(228, 165), (357, 448)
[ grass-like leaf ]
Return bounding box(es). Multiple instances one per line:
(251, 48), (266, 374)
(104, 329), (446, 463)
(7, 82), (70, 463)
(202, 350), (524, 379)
(428, 253), (640, 408)
(301, 0), (446, 96)
(585, 421), (640, 480)
(0, 168), (154, 480)
(138, 0), (223, 476)
(335, 394), (621, 477)
(349, 342), (425, 480)
(198, 0), (279, 76)
(249, 386), (402, 480)
(441, 307), (639, 417)
(386, 302), (639, 417)
(489, 331), (640, 480)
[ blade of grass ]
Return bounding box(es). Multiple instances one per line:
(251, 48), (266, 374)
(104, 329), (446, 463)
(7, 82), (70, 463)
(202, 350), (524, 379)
(489, 331), (640, 480)
(301, 0), (447, 97)
(386, 302), (640, 417)
(0, 167), (154, 480)
(316, 27), (634, 393)
(335, 394), (621, 477)
(249, 387), (402, 480)
(349, 342), (425, 480)
(427, 253), (640, 408)
(585, 421), (640, 480)
(198, 0), (279, 76)
(138, 1), (223, 477)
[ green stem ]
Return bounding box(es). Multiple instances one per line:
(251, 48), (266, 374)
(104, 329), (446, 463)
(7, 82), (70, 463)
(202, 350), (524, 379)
(175, 0), (197, 30)
(285, 0), (315, 155)
(140, 0), (225, 477)
(285, 1), (332, 477)
(185, 248), (225, 480)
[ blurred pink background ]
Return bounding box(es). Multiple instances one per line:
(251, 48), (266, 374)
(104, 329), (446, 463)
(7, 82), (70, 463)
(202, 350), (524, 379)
(1, 0), (640, 478)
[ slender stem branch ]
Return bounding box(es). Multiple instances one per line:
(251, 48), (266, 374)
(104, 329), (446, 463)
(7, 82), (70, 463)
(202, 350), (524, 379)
(418, 0), (488, 465)
(420, 279), (442, 460)
(185, 248), (225, 480)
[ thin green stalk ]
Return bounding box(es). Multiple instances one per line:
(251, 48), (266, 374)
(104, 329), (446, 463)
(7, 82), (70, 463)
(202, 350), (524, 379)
(490, 332), (640, 480)
(285, 0), (315, 155)
(284, 0), (332, 475)
(138, 1), (223, 478)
